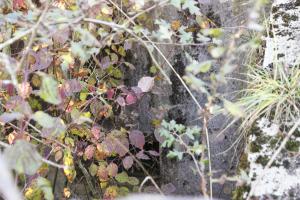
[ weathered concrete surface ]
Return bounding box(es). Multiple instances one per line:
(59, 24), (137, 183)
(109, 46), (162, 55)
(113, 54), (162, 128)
(249, 0), (300, 199)
(153, 1), (248, 199)
(263, 0), (300, 67)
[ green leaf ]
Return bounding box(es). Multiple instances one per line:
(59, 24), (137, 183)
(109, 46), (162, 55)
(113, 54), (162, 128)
(32, 111), (55, 129)
(4, 140), (42, 175)
(36, 177), (54, 200)
(170, 0), (182, 9)
(167, 150), (183, 160)
(179, 26), (193, 43)
(89, 163), (98, 176)
(210, 47), (225, 58)
(186, 60), (212, 74)
(154, 19), (173, 41)
(128, 177), (139, 186)
(37, 72), (61, 105)
(71, 42), (88, 62)
(201, 28), (223, 38)
(115, 172), (129, 183)
(182, 0), (201, 15)
(223, 99), (244, 118)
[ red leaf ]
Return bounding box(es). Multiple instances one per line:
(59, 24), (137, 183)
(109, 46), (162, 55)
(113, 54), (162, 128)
(61, 79), (82, 97)
(136, 151), (150, 160)
(13, 0), (27, 10)
(100, 56), (111, 69)
(125, 93), (137, 105)
(138, 76), (155, 93)
(53, 27), (70, 44)
(84, 145), (95, 160)
(115, 137), (129, 157)
(129, 130), (145, 149)
(91, 126), (101, 140)
(107, 162), (118, 177)
(122, 156), (134, 170)
(106, 89), (115, 100)
(5, 83), (15, 96)
(29, 49), (53, 72)
(97, 165), (109, 181)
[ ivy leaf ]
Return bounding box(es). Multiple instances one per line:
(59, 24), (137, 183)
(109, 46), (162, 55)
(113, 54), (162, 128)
(167, 150), (183, 160)
(122, 156), (134, 170)
(170, 0), (182, 9)
(182, 0), (201, 15)
(179, 26), (193, 43)
(37, 72), (61, 105)
(154, 20), (173, 41)
(138, 76), (155, 93)
(4, 140), (42, 175)
(129, 130), (145, 149)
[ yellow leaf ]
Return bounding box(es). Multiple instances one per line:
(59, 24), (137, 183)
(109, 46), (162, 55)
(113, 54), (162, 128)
(63, 149), (76, 183)
(171, 20), (181, 31)
(63, 187), (71, 198)
(101, 5), (113, 15)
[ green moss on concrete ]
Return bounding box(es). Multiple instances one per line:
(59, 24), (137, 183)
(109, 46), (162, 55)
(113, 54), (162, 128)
(285, 140), (300, 152)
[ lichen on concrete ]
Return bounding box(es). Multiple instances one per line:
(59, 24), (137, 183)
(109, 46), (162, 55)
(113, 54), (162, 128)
(263, 0), (300, 67)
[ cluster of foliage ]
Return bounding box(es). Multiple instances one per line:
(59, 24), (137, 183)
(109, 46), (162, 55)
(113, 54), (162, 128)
(0, 0), (272, 199)
(0, 0), (164, 199)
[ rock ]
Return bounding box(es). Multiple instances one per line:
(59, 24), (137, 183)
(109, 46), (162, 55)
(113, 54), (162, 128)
(263, 0), (300, 67)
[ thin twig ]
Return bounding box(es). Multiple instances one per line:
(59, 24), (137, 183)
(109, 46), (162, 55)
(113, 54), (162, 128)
(0, 141), (67, 169)
(0, 28), (33, 51)
(110, 136), (164, 195)
(139, 176), (164, 194)
(17, 1), (52, 73)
